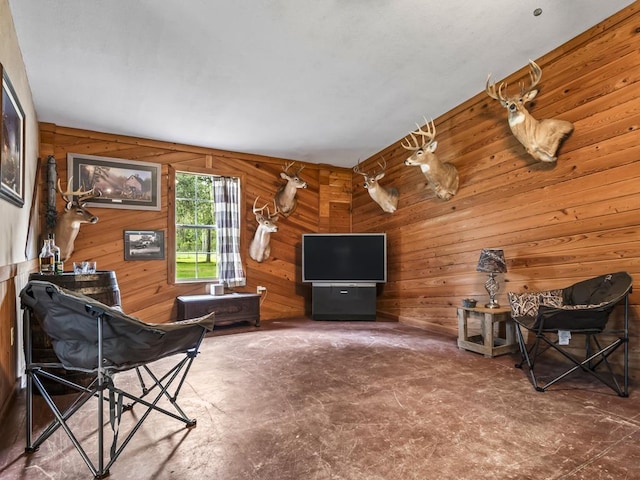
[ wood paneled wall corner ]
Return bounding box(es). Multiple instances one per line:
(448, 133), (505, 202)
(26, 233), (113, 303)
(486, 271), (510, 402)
(38, 124), (352, 323)
(352, 4), (640, 376)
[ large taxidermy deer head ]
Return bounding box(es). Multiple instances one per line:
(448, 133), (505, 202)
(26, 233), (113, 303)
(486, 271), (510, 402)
(274, 161), (307, 217)
(53, 177), (99, 261)
(402, 118), (459, 201)
(486, 60), (574, 163)
(249, 196), (279, 263)
(353, 157), (399, 213)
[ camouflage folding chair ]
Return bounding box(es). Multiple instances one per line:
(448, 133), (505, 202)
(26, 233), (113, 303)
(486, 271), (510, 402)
(21, 280), (214, 479)
(508, 272), (632, 397)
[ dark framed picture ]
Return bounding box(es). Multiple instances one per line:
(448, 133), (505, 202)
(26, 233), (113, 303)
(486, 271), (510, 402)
(124, 230), (165, 260)
(0, 64), (25, 207)
(67, 153), (161, 210)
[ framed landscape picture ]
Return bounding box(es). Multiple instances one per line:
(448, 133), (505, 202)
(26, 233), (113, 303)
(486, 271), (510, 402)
(68, 153), (161, 210)
(124, 230), (165, 260)
(0, 64), (25, 207)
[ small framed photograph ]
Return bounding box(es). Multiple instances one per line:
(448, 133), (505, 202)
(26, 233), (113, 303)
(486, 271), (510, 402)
(0, 64), (26, 207)
(68, 153), (161, 210)
(124, 230), (165, 260)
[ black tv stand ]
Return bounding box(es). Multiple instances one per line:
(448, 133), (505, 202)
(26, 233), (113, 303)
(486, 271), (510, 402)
(311, 283), (377, 320)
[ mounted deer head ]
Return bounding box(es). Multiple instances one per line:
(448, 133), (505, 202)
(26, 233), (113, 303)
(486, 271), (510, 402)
(486, 60), (574, 163)
(53, 177), (99, 261)
(274, 161), (307, 217)
(353, 157), (399, 213)
(249, 196), (279, 263)
(402, 118), (459, 200)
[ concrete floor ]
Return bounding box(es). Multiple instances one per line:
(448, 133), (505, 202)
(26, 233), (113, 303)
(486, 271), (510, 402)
(0, 318), (638, 479)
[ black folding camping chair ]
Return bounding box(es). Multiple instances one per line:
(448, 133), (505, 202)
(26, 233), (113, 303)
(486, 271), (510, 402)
(508, 272), (632, 396)
(20, 280), (215, 479)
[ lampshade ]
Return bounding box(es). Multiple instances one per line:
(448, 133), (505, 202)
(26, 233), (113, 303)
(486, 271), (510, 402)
(476, 249), (507, 274)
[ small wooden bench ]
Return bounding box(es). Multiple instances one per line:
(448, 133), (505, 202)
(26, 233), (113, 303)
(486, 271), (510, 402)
(177, 293), (260, 327)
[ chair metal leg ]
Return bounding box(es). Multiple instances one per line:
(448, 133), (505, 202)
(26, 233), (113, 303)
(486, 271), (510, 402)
(622, 293), (630, 396)
(24, 309), (34, 453)
(518, 330), (627, 396)
(513, 322), (546, 391)
(514, 328), (628, 396)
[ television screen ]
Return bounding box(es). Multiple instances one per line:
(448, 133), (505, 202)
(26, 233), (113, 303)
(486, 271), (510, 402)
(302, 233), (387, 283)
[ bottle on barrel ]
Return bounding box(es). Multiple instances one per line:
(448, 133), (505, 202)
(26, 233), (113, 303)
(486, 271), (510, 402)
(39, 238), (55, 274)
(48, 233), (63, 274)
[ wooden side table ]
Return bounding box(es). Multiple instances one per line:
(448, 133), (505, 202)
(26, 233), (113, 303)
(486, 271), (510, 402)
(456, 306), (517, 357)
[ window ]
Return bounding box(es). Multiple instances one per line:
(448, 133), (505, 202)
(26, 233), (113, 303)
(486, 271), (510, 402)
(175, 172), (217, 281)
(170, 167), (245, 286)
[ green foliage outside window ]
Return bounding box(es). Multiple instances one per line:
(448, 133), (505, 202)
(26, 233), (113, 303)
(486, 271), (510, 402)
(175, 172), (218, 281)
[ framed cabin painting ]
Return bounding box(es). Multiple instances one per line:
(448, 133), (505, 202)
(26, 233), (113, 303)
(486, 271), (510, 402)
(67, 153), (161, 210)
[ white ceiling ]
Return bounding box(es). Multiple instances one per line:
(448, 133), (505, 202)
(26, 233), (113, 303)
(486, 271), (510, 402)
(8, 0), (635, 168)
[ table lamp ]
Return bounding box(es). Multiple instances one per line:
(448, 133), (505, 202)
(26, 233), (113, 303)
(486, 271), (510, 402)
(476, 248), (507, 308)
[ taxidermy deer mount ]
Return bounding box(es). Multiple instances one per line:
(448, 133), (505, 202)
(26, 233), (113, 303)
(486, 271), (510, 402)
(353, 157), (399, 213)
(53, 178), (99, 261)
(274, 161), (307, 217)
(402, 118), (459, 201)
(486, 59), (574, 163)
(249, 196), (279, 263)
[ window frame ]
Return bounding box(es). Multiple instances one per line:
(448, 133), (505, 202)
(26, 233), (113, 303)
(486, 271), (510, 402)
(168, 164), (246, 285)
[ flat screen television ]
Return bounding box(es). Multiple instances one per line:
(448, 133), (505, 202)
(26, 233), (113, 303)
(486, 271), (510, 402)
(302, 233), (387, 284)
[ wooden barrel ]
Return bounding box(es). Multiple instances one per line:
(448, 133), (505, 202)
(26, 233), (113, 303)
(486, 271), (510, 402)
(27, 271), (121, 395)
(29, 270), (121, 307)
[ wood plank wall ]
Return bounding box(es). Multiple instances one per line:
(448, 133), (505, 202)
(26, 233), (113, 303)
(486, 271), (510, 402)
(0, 270), (16, 418)
(38, 125), (352, 323)
(352, 5), (640, 373)
(34, 4), (640, 379)
(0, 260), (37, 419)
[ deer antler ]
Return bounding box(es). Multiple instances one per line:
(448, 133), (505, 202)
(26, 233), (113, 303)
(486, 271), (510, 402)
(353, 159), (366, 176)
(376, 156), (387, 174)
(521, 59), (542, 95)
(253, 196), (280, 221)
(282, 160), (305, 175)
(78, 190), (97, 204)
(486, 59), (542, 101)
(252, 196), (269, 215)
(57, 177), (94, 201)
(268, 199), (280, 220)
(401, 118), (436, 151)
(485, 73), (503, 101)
(353, 156), (387, 177)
